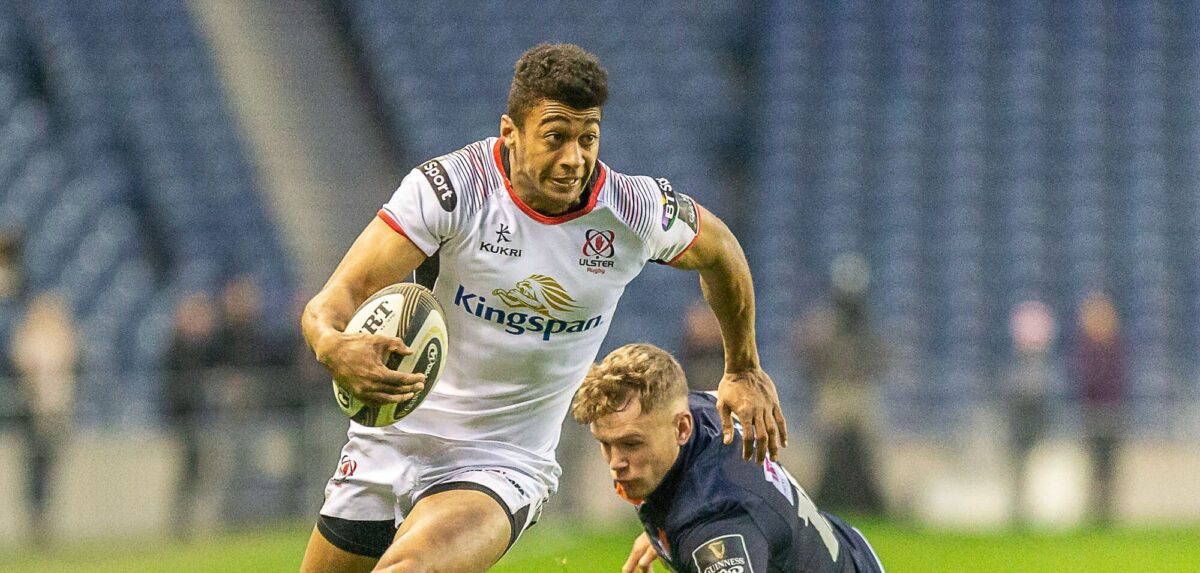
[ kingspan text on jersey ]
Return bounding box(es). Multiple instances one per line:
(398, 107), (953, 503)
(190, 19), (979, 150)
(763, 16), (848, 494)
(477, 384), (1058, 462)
(453, 285), (603, 340)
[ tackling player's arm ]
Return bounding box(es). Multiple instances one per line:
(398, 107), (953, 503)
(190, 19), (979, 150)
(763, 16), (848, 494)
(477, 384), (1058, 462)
(302, 217), (429, 406)
(622, 532), (661, 573)
(670, 205), (788, 463)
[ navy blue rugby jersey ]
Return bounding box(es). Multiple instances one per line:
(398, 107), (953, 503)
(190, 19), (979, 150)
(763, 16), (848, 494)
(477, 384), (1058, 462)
(626, 392), (882, 573)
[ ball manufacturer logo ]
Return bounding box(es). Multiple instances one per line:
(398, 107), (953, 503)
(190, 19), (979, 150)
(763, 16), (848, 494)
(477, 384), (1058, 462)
(362, 301), (394, 334)
(420, 159), (457, 211)
(415, 339), (441, 378)
(335, 385), (352, 408)
(395, 337), (443, 418)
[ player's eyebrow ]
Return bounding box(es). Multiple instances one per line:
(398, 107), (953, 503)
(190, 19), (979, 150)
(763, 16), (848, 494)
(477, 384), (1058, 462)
(600, 430), (643, 444)
(538, 114), (600, 127)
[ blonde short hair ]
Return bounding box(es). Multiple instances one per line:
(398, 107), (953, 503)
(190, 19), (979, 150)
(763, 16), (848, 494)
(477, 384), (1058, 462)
(571, 343), (688, 424)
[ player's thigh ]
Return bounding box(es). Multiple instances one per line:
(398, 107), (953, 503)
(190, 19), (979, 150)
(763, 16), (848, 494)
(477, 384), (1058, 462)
(375, 489), (512, 573)
(300, 525), (378, 573)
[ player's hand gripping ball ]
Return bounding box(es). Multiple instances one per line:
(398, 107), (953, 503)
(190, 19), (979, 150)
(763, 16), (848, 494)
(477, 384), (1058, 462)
(332, 283), (448, 426)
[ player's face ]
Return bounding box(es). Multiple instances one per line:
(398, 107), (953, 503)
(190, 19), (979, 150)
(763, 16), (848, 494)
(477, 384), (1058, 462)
(501, 100), (601, 215)
(590, 400), (691, 500)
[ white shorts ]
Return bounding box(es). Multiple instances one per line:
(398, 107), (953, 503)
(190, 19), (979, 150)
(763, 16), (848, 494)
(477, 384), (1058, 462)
(318, 423), (557, 555)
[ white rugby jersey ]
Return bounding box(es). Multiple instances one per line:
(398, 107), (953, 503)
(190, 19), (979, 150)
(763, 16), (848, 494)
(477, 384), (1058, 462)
(376, 137), (702, 463)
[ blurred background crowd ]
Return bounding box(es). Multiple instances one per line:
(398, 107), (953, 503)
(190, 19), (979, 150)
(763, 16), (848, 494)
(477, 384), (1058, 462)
(1, 0), (1199, 546)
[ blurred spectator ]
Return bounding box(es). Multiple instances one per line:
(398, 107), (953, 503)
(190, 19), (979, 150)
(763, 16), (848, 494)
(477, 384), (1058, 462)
(0, 232), (23, 378)
(165, 291), (221, 537)
(1005, 300), (1056, 524)
(289, 289), (331, 408)
(10, 291), (79, 544)
(216, 273), (300, 521)
(288, 289), (339, 513)
(0, 232), (21, 303)
(680, 299), (725, 391)
(796, 253), (886, 514)
(1071, 291), (1128, 524)
(216, 273), (293, 417)
(218, 273), (287, 370)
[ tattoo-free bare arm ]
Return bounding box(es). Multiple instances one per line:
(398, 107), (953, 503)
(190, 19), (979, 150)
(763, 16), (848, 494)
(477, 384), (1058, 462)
(301, 217), (429, 405)
(671, 205), (788, 462)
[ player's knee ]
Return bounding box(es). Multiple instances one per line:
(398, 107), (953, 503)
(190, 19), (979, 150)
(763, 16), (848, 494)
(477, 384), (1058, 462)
(375, 532), (500, 573)
(373, 557), (433, 573)
(373, 539), (439, 573)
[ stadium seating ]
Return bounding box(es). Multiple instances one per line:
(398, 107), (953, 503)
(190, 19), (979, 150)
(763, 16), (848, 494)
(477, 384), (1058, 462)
(753, 0), (1200, 432)
(1, 0), (295, 427)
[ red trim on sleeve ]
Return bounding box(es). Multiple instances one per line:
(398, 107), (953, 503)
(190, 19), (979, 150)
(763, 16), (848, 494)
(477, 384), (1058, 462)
(493, 138), (606, 225)
(665, 204), (703, 265)
(377, 208), (410, 238)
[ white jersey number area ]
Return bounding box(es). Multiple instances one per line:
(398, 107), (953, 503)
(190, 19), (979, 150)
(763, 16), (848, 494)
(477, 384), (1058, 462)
(766, 459), (840, 563)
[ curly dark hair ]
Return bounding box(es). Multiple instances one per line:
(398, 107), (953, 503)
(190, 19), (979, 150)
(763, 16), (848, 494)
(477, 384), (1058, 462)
(507, 43), (608, 127)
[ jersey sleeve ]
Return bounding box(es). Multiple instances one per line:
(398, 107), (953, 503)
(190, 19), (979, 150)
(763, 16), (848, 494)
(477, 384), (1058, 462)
(378, 162), (461, 257)
(679, 515), (769, 573)
(646, 177), (702, 264)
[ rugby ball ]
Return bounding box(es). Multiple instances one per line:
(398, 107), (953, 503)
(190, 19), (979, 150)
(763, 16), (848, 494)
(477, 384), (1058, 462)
(333, 283), (448, 427)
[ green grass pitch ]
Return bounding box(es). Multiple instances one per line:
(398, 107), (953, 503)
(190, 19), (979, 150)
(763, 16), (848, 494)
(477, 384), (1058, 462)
(2, 517), (1198, 572)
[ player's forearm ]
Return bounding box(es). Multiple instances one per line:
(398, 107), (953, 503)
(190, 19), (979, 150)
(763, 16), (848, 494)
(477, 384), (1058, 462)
(302, 217), (430, 364)
(301, 284), (360, 364)
(696, 232), (760, 373)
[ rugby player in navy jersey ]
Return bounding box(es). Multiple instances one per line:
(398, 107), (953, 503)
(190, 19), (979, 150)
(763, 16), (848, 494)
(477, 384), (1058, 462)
(574, 344), (885, 573)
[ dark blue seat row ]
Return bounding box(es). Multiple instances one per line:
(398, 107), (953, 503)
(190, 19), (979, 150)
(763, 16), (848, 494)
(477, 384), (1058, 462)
(751, 0), (1200, 432)
(1, 0), (295, 426)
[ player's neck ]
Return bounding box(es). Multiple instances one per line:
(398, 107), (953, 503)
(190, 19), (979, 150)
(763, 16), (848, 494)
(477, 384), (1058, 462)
(515, 181), (581, 216)
(501, 144), (588, 216)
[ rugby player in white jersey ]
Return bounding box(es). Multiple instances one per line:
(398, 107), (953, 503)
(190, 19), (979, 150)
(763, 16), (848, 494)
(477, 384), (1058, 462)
(299, 43), (787, 573)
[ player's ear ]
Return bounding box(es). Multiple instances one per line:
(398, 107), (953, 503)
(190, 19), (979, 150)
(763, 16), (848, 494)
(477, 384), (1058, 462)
(500, 114), (517, 142)
(675, 411), (693, 445)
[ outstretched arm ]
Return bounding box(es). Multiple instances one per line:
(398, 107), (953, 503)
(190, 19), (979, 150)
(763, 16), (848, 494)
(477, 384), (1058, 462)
(671, 205), (787, 463)
(302, 216), (429, 405)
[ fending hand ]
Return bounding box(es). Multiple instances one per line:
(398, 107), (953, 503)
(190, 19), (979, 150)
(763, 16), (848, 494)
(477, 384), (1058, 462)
(716, 368), (788, 464)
